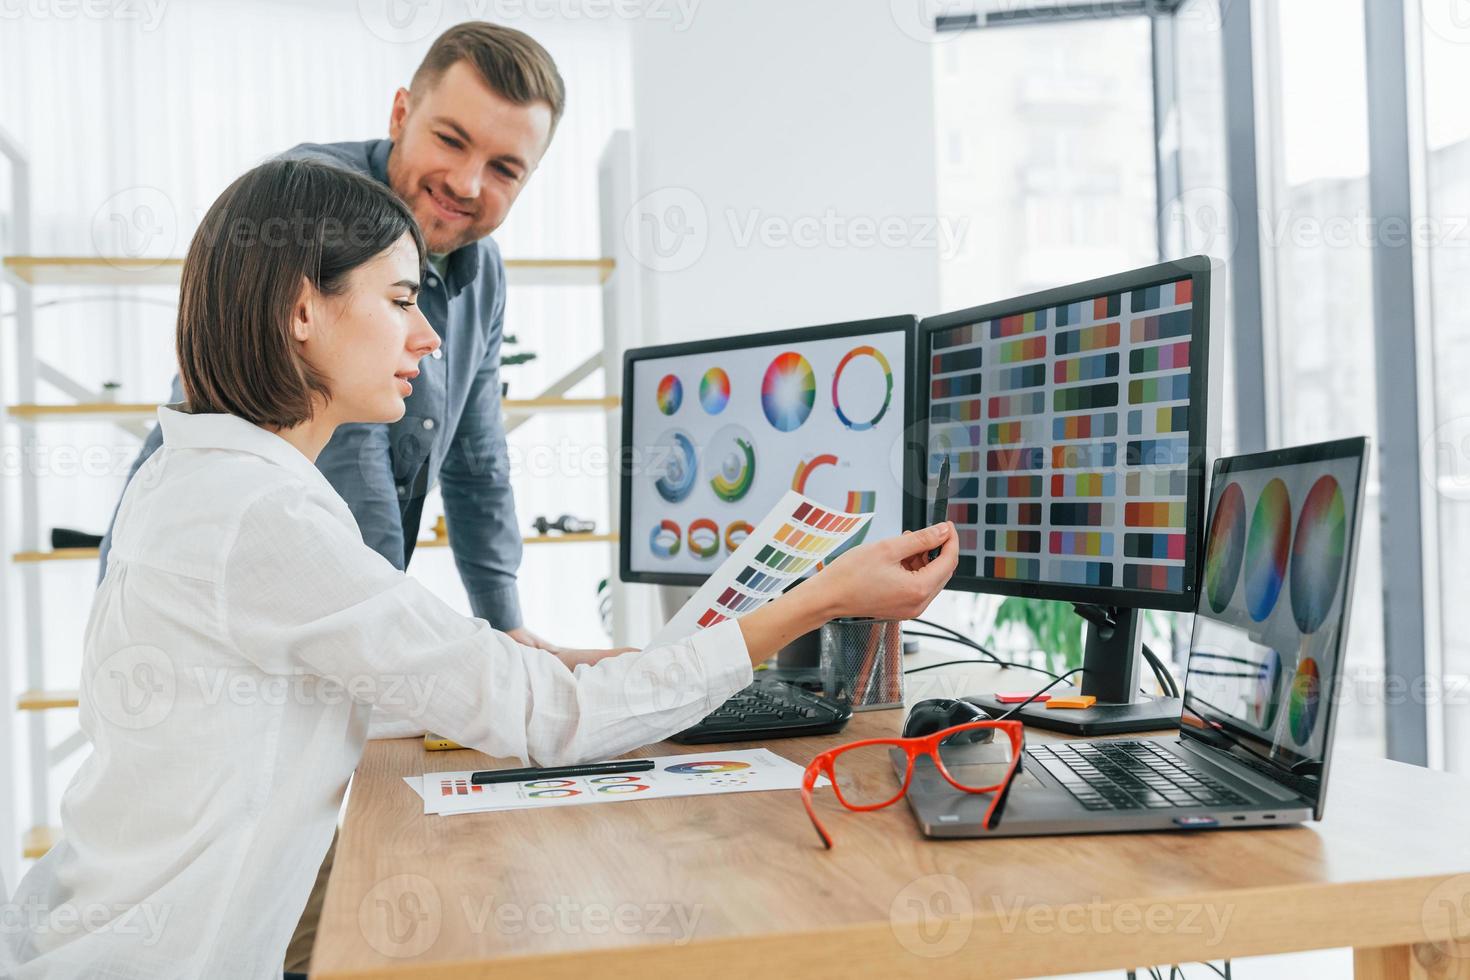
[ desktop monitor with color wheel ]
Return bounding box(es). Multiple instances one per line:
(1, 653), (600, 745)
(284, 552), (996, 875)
(918, 256), (1220, 735)
(619, 315), (918, 589)
(619, 315), (918, 745)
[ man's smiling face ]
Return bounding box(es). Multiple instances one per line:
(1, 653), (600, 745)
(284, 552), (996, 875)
(385, 59), (553, 255)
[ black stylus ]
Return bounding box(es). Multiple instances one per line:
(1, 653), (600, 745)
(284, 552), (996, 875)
(929, 455), (951, 559)
(470, 759), (654, 785)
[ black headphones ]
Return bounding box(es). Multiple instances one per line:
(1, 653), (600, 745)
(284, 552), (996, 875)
(901, 697), (1000, 744)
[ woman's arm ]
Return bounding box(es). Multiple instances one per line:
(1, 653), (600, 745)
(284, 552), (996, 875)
(222, 487), (956, 765)
(543, 523), (959, 672)
(736, 522), (957, 659)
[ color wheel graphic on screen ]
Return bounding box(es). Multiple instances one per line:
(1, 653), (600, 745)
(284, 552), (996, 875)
(656, 374), (683, 415)
(1251, 649), (1284, 729)
(1204, 482), (1247, 614)
(705, 424), (756, 503)
(664, 760), (751, 775)
(649, 519), (681, 559)
(653, 430), (698, 503)
(687, 518), (720, 559)
(1288, 657), (1321, 745)
(1290, 475), (1347, 634)
(724, 520), (753, 553)
(700, 367), (731, 415)
(1243, 478), (1292, 622)
(831, 345), (893, 431)
(761, 351), (816, 432)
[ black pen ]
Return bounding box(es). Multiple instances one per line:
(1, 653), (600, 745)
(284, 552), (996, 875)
(929, 454), (951, 559)
(470, 759), (655, 785)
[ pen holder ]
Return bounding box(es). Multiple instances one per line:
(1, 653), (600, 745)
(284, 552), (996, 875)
(819, 618), (904, 712)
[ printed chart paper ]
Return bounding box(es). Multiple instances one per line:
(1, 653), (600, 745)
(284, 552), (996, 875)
(651, 490), (871, 647)
(419, 748), (822, 817)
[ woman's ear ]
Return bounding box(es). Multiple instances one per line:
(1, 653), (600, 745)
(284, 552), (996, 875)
(291, 275), (314, 344)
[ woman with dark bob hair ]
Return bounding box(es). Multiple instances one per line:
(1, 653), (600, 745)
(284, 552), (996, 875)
(6, 160), (956, 978)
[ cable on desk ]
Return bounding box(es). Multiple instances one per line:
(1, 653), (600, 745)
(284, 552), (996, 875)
(902, 628), (1009, 664)
(910, 617), (1006, 666)
(900, 647), (1066, 682)
(907, 619), (1180, 699)
(993, 668), (1086, 720)
(1140, 642), (1180, 699)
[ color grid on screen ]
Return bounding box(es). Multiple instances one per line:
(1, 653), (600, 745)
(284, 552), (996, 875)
(927, 275), (1195, 589)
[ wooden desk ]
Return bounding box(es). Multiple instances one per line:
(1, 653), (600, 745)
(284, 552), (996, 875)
(314, 666), (1470, 979)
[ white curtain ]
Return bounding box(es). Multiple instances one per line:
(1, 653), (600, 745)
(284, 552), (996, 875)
(1, 0), (633, 874)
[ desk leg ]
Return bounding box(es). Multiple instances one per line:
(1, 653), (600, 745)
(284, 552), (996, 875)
(1355, 943), (1470, 979)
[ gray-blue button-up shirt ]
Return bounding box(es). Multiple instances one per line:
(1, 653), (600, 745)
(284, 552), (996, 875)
(99, 139), (525, 629)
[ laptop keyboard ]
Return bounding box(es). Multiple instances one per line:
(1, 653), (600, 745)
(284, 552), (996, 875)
(1027, 740), (1253, 811)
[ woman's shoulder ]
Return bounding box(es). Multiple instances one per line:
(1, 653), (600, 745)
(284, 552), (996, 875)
(112, 446), (357, 580)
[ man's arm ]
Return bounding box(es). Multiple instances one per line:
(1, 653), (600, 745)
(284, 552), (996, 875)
(97, 375), (182, 583)
(314, 422), (407, 570)
(440, 277), (524, 631)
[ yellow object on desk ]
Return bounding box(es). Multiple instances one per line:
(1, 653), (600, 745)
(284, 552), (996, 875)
(423, 732), (464, 751)
(1045, 695), (1097, 710)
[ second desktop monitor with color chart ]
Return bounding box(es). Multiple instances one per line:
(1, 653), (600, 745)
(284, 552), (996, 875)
(620, 316), (917, 587)
(918, 256), (1218, 615)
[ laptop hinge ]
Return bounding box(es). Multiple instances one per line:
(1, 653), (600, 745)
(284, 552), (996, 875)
(1174, 737), (1302, 802)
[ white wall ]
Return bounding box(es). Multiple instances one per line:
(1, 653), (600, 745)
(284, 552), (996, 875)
(613, 1), (944, 631)
(624, 0), (944, 344)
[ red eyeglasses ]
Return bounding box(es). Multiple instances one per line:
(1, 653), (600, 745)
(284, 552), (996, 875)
(800, 720), (1025, 848)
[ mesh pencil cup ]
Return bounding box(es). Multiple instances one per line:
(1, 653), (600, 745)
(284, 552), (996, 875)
(819, 618), (905, 711)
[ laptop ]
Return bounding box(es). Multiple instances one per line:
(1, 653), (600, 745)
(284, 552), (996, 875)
(901, 437), (1369, 837)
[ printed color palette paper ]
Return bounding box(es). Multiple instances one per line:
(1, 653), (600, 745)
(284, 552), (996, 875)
(651, 490), (872, 646)
(413, 749), (821, 817)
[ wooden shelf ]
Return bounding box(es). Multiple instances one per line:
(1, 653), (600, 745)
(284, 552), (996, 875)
(13, 548), (100, 563)
(417, 532), (618, 549)
(6, 396), (619, 422)
(6, 402), (157, 420)
(16, 534), (618, 563)
(3, 256), (182, 286)
(417, 531), (617, 549)
(22, 825), (57, 859)
(2, 255), (614, 287)
(17, 689), (78, 711)
(503, 396), (620, 412)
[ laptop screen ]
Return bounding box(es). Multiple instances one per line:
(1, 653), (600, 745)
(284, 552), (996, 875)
(1179, 438), (1367, 809)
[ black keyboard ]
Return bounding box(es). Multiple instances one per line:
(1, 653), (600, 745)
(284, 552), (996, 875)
(1027, 740), (1253, 811)
(670, 681), (852, 744)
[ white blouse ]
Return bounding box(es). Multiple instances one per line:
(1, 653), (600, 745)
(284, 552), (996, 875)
(6, 406), (752, 979)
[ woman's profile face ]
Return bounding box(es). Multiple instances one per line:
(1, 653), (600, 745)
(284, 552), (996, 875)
(303, 232), (440, 425)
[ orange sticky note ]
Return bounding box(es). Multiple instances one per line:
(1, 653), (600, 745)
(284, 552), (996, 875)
(1045, 695), (1097, 710)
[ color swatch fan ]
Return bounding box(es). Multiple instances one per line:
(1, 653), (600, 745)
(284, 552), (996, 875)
(651, 490), (872, 646)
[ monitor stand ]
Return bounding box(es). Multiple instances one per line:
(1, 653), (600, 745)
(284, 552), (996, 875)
(966, 605), (1182, 736)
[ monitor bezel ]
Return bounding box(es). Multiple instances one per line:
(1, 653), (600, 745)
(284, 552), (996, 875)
(915, 255), (1214, 613)
(1179, 435), (1370, 820)
(619, 314), (920, 587)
